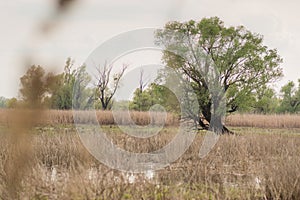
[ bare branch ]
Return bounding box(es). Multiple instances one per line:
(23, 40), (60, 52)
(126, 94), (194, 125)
(95, 62), (127, 110)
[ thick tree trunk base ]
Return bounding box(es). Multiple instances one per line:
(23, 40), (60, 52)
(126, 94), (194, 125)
(221, 125), (234, 135)
(197, 120), (234, 134)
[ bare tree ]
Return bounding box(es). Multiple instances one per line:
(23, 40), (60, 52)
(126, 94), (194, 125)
(139, 68), (149, 93)
(95, 62), (127, 110)
(135, 68), (151, 111)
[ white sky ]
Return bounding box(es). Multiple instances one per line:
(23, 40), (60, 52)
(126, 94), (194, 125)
(0, 0), (299, 98)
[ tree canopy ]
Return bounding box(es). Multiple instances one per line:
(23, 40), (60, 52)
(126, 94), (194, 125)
(155, 17), (283, 133)
(46, 58), (92, 110)
(19, 58), (91, 109)
(277, 80), (300, 113)
(0, 97), (8, 108)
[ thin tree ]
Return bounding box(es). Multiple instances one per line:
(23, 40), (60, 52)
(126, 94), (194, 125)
(136, 69), (150, 111)
(95, 62), (127, 110)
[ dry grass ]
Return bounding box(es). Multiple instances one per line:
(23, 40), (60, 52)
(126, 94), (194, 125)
(3, 109), (300, 129)
(0, 124), (300, 199)
(1, 109), (300, 199)
(226, 113), (300, 129)
(0, 109), (179, 126)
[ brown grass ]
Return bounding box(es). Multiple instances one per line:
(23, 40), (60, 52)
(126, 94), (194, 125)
(3, 109), (300, 129)
(0, 109), (179, 126)
(226, 113), (300, 128)
(0, 109), (45, 199)
(1, 109), (300, 199)
(0, 124), (300, 199)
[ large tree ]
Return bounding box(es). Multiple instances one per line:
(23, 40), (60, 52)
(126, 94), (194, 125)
(156, 17), (283, 133)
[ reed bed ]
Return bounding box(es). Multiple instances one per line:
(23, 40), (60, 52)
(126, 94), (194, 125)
(0, 109), (179, 127)
(2, 109), (300, 129)
(226, 113), (300, 128)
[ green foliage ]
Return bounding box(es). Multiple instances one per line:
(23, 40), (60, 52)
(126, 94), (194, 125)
(227, 86), (279, 114)
(18, 58), (92, 110)
(254, 86), (279, 114)
(129, 83), (180, 113)
(0, 97), (7, 108)
(156, 17), (283, 129)
(149, 83), (180, 113)
(277, 80), (300, 113)
(129, 88), (153, 111)
(6, 98), (18, 109)
(227, 86), (256, 113)
(47, 58), (92, 110)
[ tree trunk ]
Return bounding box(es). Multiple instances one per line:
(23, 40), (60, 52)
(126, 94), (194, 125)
(221, 125), (234, 134)
(199, 103), (233, 134)
(101, 99), (107, 110)
(198, 117), (209, 130)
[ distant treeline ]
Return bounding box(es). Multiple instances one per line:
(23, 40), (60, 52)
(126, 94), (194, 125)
(1, 58), (300, 114)
(2, 17), (291, 134)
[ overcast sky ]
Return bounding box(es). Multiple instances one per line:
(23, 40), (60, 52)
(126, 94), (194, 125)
(0, 0), (299, 98)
